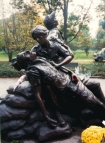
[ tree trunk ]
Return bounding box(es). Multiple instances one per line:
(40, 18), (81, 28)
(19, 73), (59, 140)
(8, 50), (13, 62)
(63, 0), (68, 42)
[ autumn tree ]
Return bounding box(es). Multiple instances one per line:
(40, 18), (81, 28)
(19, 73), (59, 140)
(96, 0), (105, 49)
(96, 24), (105, 50)
(37, 0), (93, 42)
(0, 0), (44, 61)
(10, 0), (93, 44)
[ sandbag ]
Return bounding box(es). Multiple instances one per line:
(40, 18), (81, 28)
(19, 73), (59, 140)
(2, 94), (37, 109)
(7, 81), (34, 99)
(1, 119), (26, 131)
(81, 108), (96, 121)
(0, 103), (30, 122)
(6, 86), (14, 94)
(36, 122), (72, 142)
(80, 109), (104, 127)
(6, 122), (41, 140)
(28, 110), (45, 124)
(62, 114), (76, 126)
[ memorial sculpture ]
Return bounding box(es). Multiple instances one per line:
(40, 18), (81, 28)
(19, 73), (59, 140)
(1, 23), (105, 142)
(44, 11), (73, 55)
(1, 49), (105, 141)
(15, 51), (105, 124)
(31, 25), (74, 67)
(31, 24), (105, 107)
(44, 11), (64, 42)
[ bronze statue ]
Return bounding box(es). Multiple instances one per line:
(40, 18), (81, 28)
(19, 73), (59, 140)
(44, 11), (73, 55)
(44, 11), (64, 41)
(31, 25), (74, 67)
(30, 25), (105, 106)
(15, 50), (105, 128)
(1, 14), (105, 142)
(11, 24), (105, 128)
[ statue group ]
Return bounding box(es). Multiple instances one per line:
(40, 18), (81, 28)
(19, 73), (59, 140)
(1, 11), (105, 142)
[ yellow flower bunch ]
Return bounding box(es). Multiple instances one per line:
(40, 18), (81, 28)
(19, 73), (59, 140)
(81, 126), (105, 143)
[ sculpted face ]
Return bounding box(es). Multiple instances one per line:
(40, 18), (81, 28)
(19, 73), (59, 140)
(34, 35), (46, 44)
(30, 52), (37, 60)
(17, 51), (37, 62)
(54, 18), (58, 27)
(24, 51), (37, 61)
(24, 51), (31, 59)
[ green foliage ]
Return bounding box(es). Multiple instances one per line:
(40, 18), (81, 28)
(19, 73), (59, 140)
(0, 62), (19, 77)
(0, 49), (104, 77)
(99, 20), (105, 30)
(37, 0), (62, 13)
(96, 0), (105, 18)
(0, 1), (44, 61)
(96, 25), (105, 49)
(11, 140), (19, 143)
(79, 62), (105, 76)
(0, 51), (17, 61)
(67, 24), (93, 54)
(96, 2), (105, 49)
(0, 59), (105, 77)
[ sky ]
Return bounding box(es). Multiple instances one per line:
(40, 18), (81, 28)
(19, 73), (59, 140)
(68, 0), (101, 37)
(0, 0), (101, 37)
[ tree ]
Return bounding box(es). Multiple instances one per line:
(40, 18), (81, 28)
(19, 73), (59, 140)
(68, 24), (93, 56)
(36, 0), (93, 42)
(96, 26), (105, 49)
(96, 0), (105, 18)
(99, 20), (105, 30)
(10, 0), (93, 43)
(0, 0), (44, 61)
(78, 33), (92, 56)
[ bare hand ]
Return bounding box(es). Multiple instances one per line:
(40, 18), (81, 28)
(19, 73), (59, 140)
(13, 84), (19, 92)
(46, 115), (57, 127)
(50, 61), (60, 68)
(13, 75), (26, 92)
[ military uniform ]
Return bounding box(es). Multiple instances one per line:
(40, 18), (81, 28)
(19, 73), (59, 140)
(31, 41), (71, 63)
(26, 58), (105, 119)
(47, 28), (64, 42)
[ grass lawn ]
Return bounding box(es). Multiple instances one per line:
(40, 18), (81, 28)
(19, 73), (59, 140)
(0, 51), (17, 61)
(73, 51), (94, 60)
(0, 51), (95, 62)
(0, 51), (105, 77)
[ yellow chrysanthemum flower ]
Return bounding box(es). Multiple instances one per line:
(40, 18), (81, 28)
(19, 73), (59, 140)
(81, 126), (105, 143)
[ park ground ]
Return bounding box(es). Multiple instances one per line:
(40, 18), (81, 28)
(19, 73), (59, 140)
(0, 77), (105, 143)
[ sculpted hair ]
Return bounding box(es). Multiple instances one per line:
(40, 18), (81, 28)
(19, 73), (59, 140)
(17, 51), (29, 70)
(44, 11), (56, 30)
(31, 25), (48, 40)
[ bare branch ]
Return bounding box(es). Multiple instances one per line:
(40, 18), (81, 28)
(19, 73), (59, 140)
(68, 0), (93, 43)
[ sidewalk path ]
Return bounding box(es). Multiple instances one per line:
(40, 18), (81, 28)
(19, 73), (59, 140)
(0, 78), (105, 143)
(0, 78), (18, 98)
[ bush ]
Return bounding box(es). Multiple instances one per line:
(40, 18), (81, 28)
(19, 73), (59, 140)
(0, 62), (19, 77)
(79, 62), (105, 77)
(0, 61), (105, 78)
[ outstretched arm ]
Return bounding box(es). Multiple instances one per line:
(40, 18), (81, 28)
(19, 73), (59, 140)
(51, 55), (73, 68)
(13, 75), (26, 91)
(33, 85), (57, 127)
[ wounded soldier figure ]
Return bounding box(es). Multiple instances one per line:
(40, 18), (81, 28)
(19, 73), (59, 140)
(12, 50), (105, 128)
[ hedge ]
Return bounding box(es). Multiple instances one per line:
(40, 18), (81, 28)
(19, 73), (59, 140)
(0, 61), (105, 78)
(0, 62), (19, 77)
(79, 62), (105, 77)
